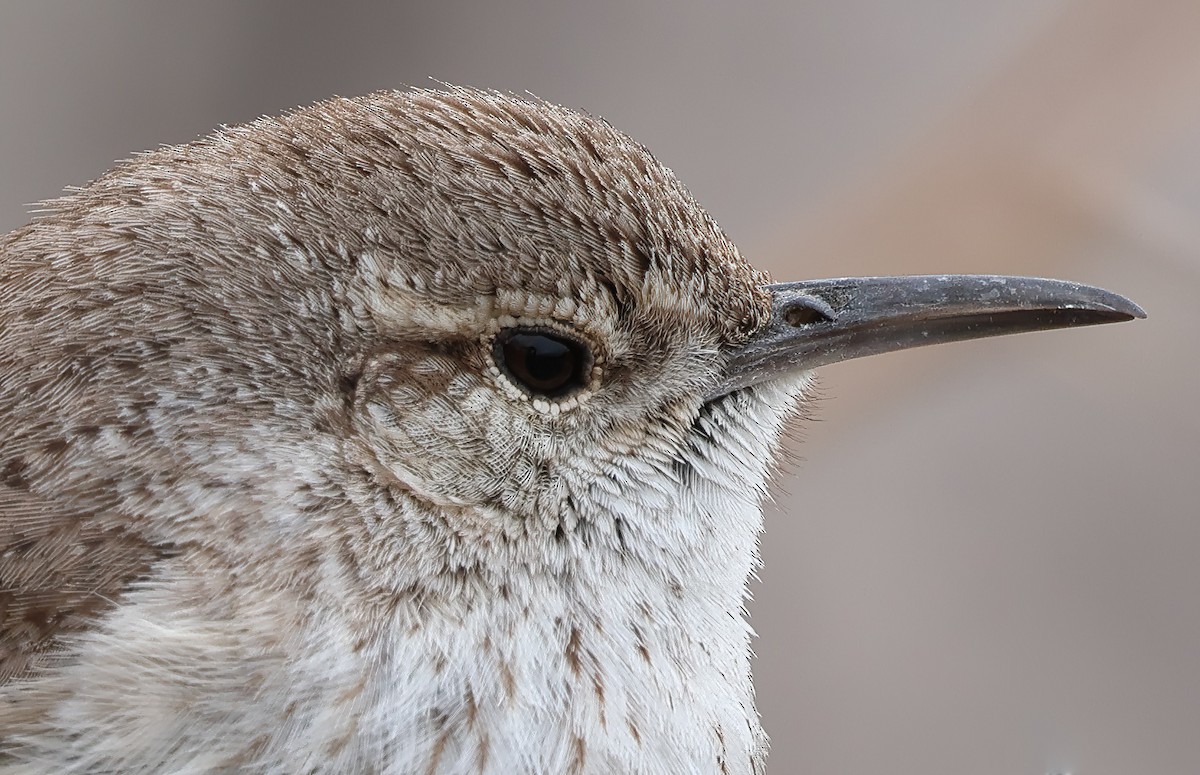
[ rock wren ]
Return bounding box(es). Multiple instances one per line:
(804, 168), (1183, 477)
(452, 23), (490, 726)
(0, 88), (1142, 773)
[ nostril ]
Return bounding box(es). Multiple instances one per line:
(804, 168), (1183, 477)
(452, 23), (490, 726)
(782, 297), (834, 327)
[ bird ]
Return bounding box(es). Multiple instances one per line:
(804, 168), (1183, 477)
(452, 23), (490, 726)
(0, 87), (1143, 774)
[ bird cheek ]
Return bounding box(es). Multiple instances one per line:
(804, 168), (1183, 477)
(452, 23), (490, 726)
(353, 349), (564, 518)
(356, 396), (492, 507)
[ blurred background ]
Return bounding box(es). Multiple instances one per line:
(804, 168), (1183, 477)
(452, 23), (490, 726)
(1, 1), (1196, 773)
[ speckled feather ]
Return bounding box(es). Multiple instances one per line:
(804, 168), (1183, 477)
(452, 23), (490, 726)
(0, 88), (809, 773)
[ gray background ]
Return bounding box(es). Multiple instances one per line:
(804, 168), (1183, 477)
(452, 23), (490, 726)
(1, 2), (1196, 773)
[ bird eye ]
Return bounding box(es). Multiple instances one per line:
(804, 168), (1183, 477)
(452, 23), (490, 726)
(494, 328), (590, 398)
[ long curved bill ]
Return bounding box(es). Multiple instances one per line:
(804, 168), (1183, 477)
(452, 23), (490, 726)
(711, 275), (1145, 399)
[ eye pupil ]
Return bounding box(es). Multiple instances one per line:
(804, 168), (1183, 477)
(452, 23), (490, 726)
(513, 335), (570, 383)
(496, 329), (589, 397)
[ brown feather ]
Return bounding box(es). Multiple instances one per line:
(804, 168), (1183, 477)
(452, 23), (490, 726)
(0, 484), (164, 683)
(0, 228), (177, 685)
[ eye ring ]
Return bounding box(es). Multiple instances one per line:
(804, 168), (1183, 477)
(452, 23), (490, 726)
(493, 327), (593, 399)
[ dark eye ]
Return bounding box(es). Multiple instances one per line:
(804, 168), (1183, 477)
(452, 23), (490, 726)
(494, 328), (590, 397)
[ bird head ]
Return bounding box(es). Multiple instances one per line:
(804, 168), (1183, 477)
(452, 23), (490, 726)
(2, 86), (1141, 630)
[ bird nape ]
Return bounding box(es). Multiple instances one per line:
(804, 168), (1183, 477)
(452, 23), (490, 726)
(0, 87), (1142, 775)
